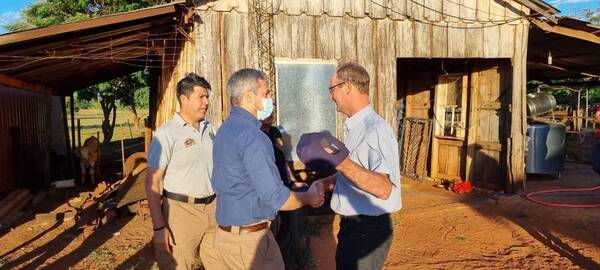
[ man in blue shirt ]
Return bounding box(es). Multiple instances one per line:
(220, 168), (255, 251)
(320, 62), (402, 270)
(211, 68), (325, 269)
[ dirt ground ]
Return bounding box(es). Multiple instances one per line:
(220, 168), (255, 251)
(1, 162), (599, 270)
(312, 162), (600, 270)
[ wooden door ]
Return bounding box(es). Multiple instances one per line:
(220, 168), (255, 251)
(466, 64), (511, 190)
(431, 75), (468, 181)
(405, 72), (435, 119)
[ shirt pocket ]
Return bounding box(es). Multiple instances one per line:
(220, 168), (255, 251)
(169, 143), (197, 167)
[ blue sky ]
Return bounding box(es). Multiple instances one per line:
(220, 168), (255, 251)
(550, 0), (600, 16)
(0, 0), (598, 34)
(0, 0), (35, 33)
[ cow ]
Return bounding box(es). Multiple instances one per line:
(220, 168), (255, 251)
(80, 136), (99, 185)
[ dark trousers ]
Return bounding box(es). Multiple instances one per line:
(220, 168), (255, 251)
(336, 213), (393, 270)
(593, 143), (600, 176)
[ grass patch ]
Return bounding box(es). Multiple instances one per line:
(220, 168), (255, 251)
(88, 248), (114, 269)
(67, 108), (149, 143)
(455, 235), (467, 241)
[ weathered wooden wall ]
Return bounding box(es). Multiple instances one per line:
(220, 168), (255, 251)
(147, 0), (531, 190)
(154, 30), (198, 128)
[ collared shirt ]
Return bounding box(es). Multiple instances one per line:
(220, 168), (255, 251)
(147, 113), (215, 198)
(211, 107), (291, 226)
(331, 105), (402, 216)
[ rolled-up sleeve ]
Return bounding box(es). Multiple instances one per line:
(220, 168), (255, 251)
(241, 133), (290, 217)
(147, 131), (172, 170)
(365, 126), (401, 188)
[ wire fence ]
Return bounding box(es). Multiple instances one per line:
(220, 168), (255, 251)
(398, 117), (433, 180)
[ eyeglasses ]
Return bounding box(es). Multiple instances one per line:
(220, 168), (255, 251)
(328, 81), (346, 94)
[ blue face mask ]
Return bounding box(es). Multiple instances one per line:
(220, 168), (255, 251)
(257, 97), (274, 121)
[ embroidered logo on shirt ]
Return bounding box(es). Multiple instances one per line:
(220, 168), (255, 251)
(184, 138), (195, 148)
(209, 131), (215, 140)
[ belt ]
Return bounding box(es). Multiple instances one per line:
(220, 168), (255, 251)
(163, 190), (215, 204)
(219, 222), (269, 234)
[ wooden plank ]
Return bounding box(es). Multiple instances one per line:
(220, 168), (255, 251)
(509, 22), (527, 191)
(431, 136), (440, 179)
(376, 19), (397, 126)
(410, 0), (425, 21)
(443, 0), (460, 23)
(413, 22), (431, 57)
(222, 12), (246, 116)
(446, 144), (460, 178)
(356, 17), (376, 102)
(196, 11), (223, 127)
(424, 0), (442, 21)
(273, 13), (291, 58)
(367, 0), (388, 19)
(489, 0), (506, 21)
(505, 0), (525, 19)
(516, 0), (558, 23)
(390, 0), (408, 20)
(531, 19), (600, 45)
(477, 0), (491, 21)
(291, 15), (317, 59)
(306, 0), (324, 16)
(437, 144), (448, 176)
(466, 63), (479, 183)
(466, 24), (484, 57)
(240, 12), (257, 68)
(340, 17), (358, 62)
(431, 23), (448, 58)
(499, 24), (515, 58)
(0, 74), (50, 94)
(462, 0), (477, 21)
(448, 22), (466, 58)
(395, 20), (414, 57)
(349, 0), (365, 18)
(327, 0), (346, 17)
(476, 141), (504, 151)
(280, 0), (306, 15)
(483, 24), (500, 58)
(316, 16), (339, 60)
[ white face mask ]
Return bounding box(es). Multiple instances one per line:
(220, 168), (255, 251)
(257, 97), (274, 121)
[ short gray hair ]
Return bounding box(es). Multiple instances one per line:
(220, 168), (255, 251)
(227, 68), (268, 106)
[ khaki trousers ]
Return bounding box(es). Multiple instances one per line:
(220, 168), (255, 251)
(214, 226), (284, 270)
(155, 198), (223, 270)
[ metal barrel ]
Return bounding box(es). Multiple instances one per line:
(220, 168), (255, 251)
(527, 92), (557, 116)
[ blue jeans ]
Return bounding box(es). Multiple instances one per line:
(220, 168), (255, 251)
(336, 214), (393, 270)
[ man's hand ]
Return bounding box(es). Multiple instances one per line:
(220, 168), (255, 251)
(306, 181), (325, 208)
(153, 227), (174, 254)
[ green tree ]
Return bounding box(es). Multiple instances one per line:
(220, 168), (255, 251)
(4, 0), (168, 31)
(579, 7), (599, 24)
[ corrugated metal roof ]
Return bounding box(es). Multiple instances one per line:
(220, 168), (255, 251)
(528, 17), (600, 79)
(0, 2), (189, 94)
(197, 0), (560, 21)
(196, 0), (534, 21)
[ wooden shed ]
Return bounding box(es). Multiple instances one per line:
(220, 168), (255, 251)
(0, 2), (194, 192)
(148, 0), (565, 192)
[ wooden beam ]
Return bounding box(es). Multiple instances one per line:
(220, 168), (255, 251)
(0, 19), (172, 57)
(515, 0), (558, 23)
(528, 53), (600, 78)
(0, 5), (178, 46)
(0, 73), (52, 94)
(531, 19), (600, 44)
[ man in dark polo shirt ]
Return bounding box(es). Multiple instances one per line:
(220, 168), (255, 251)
(145, 73), (221, 270)
(211, 68), (325, 269)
